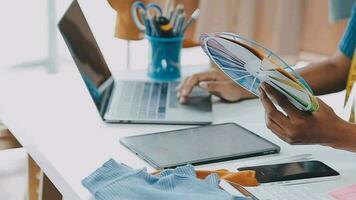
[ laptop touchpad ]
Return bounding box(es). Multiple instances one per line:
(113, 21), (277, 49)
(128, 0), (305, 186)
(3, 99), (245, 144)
(183, 87), (211, 111)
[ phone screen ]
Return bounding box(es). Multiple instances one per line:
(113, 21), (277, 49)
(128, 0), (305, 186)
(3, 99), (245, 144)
(238, 161), (339, 183)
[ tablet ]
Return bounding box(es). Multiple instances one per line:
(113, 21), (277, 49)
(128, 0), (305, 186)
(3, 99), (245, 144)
(120, 123), (280, 169)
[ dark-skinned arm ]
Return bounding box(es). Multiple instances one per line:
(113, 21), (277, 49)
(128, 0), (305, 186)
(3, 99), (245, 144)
(298, 50), (351, 95)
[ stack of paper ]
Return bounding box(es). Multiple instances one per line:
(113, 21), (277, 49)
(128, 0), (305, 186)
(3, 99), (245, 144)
(200, 32), (319, 112)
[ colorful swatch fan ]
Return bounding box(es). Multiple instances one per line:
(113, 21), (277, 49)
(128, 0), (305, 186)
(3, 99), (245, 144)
(200, 32), (319, 112)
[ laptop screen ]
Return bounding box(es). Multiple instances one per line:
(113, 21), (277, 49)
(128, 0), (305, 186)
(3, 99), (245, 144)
(58, 0), (113, 117)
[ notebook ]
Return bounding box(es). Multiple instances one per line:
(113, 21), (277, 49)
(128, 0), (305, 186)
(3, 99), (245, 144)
(200, 32), (319, 112)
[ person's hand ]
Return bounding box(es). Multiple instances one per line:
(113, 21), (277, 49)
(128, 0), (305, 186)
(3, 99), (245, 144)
(259, 82), (347, 147)
(177, 69), (255, 103)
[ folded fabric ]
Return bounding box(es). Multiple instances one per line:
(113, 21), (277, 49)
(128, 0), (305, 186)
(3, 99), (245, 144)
(196, 169), (259, 187)
(153, 169), (259, 187)
(82, 159), (247, 200)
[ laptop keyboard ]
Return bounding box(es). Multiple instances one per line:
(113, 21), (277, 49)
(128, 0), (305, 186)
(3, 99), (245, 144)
(111, 81), (178, 119)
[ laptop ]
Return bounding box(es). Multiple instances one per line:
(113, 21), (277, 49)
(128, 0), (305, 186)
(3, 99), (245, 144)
(58, 0), (212, 125)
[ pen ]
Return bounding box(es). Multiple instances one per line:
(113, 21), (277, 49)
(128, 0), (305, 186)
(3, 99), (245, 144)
(182, 9), (200, 33)
(164, 0), (173, 17)
(177, 13), (185, 36)
(173, 13), (183, 36)
(170, 4), (184, 27)
(172, 11), (180, 29)
(178, 4), (185, 15)
(167, 5), (174, 20)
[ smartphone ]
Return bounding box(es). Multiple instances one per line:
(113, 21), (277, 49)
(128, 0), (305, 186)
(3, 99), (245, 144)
(237, 160), (340, 185)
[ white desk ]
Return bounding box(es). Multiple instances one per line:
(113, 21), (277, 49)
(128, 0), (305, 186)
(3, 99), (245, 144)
(0, 67), (356, 199)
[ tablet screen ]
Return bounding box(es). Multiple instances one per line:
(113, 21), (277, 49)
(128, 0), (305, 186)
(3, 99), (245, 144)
(120, 123), (280, 169)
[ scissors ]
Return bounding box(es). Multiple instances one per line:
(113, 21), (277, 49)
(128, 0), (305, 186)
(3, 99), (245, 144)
(131, 1), (162, 33)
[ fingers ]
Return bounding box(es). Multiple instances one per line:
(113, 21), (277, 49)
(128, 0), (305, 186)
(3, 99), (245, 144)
(178, 71), (219, 103)
(199, 81), (242, 102)
(264, 116), (290, 142)
(260, 88), (306, 144)
(260, 83), (300, 116)
(199, 81), (221, 92)
(259, 88), (290, 128)
(199, 81), (225, 99)
(265, 117), (298, 144)
(261, 95), (296, 144)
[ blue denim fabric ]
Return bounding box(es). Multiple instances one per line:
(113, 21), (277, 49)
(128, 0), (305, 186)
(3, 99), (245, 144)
(82, 159), (247, 200)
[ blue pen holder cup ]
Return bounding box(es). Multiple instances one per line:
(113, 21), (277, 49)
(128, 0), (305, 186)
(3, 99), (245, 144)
(147, 36), (183, 80)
